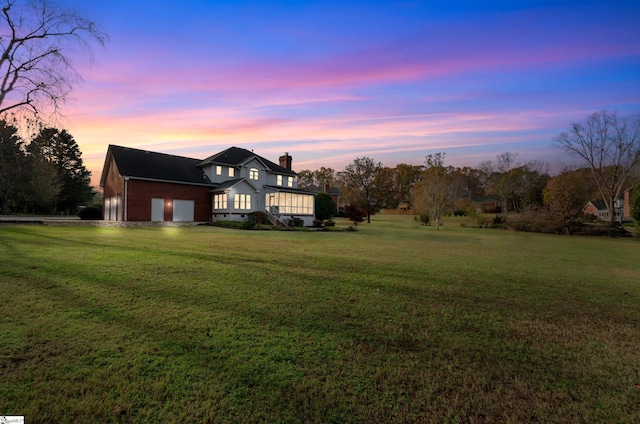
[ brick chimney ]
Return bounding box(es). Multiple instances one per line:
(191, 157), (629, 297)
(279, 152), (292, 170)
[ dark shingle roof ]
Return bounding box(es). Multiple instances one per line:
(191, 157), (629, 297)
(199, 146), (296, 176)
(104, 145), (213, 186)
(587, 200), (608, 211)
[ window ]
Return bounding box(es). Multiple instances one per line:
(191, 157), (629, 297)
(277, 175), (283, 186)
(265, 193), (314, 215)
(234, 193), (251, 210)
(228, 167), (235, 177)
(249, 168), (259, 180)
(214, 193), (228, 210)
(216, 166), (222, 175)
(287, 176), (293, 187)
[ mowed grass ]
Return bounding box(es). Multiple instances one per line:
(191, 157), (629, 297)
(1, 215), (639, 423)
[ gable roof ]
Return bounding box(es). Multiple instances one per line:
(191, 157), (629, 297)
(198, 146), (296, 176)
(585, 200), (608, 211)
(210, 178), (260, 193)
(100, 145), (214, 187)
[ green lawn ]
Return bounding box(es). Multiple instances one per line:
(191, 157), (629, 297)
(1, 215), (639, 423)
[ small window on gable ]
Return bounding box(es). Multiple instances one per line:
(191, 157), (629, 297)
(249, 168), (259, 180)
(287, 176), (293, 187)
(216, 166), (222, 175)
(229, 167), (235, 177)
(277, 175), (283, 186)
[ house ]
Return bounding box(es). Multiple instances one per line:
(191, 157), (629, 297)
(100, 145), (316, 225)
(397, 200), (411, 211)
(453, 195), (500, 214)
(623, 185), (636, 221)
(304, 184), (341, 209)
(583, 200), (624, 222)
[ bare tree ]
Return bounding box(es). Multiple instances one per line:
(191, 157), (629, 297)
(556, 111), (640, 224)
(0, 0), (106, 119)
(412, 152), (459, 230)
(337, 157), (383, 223)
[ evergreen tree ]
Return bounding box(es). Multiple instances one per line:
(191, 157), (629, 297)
(29, 128), (93, 214)
(0, 120), (27, 213)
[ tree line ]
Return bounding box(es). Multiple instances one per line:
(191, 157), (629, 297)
(0, 119), (94, 214)
(299, 111), (640, 234)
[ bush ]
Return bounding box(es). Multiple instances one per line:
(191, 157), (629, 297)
(414, 213), (430, 225)
(247, 211), (269, 225)
(491, 215), (506, 229)
(290, 217), (304, 227)
(315, 192), (337, 221)
(453, 210), (466, 217)
(323, 219), (335, 227)
(344, 204), (366, 225)
(505, 211), (559, 234)
(77, 205), (102, 220)
(241, 218), (257, 230)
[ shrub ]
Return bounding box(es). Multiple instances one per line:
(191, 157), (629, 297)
(77, 205), (102, 220)
(290, 217), (304, 227)
(242, 218), (257, 230)
(344, 204), (366, 225)
(315, 192), (337, 221)
(323, 219), (335, 227)
(247, 211), (269, 225)
(414, 213), (430, 225)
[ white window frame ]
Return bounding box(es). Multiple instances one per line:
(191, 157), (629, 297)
(216, 166), (222, 175)
(229, 167), (235, 177)
(287, 176), (293, 187)
(266, 192), (314, 215)
(234, 193), (251, 210)
(249, 168), (259, 180)
(214, 193), (228, 210)
(277, 175), (283, 186)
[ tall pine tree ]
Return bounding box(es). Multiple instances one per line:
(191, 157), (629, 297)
(29, 128), (93, 214)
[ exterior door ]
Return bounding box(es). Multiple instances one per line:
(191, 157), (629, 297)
(151, 198), (164, 221)
(173, 199), (194, 221)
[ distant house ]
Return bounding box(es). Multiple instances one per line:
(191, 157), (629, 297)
(583, 200), (625, 222)
(454, 195), (500, 214)
(304, 184), (341, 208)
(100, 145), (315, 225)
(397, 200), (411, 211)
(623, 185), (636, 221)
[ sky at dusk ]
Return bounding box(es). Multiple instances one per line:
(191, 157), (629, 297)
(58, 0), (640, 186)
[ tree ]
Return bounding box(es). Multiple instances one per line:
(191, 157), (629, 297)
(543, 169), (593, 235)
(556, 111), (640, 225)
(481, 152), (519, 218)
(630, 186), (640, 238)
(28, 127), (92, 213)
(337, 156), (383, 223)
(297, 167), (336, 189)
(482, 153), (549, 216)
(412, 152), (458, 230)
(375, 164), (423, 209)
(0, 118), (25, 213)
(0, 0), (107, 119)
(296, 169), (315, 188)
(314, 191), (336, 221)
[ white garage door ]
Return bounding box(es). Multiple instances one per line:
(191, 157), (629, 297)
(173, 199), (194, 222)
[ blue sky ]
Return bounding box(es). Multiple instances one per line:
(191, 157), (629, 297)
(58, 0), (640, 183)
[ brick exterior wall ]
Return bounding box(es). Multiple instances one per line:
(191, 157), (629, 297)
(125, 179), (212, 221)
(102, 157), (212, 221)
